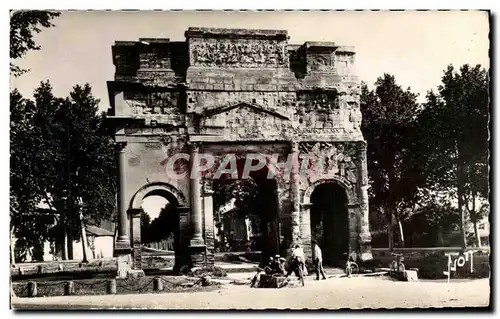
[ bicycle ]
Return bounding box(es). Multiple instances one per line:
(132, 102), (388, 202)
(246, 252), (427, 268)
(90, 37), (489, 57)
(344, 253), (359, 277)
(389, 253), (406, 277)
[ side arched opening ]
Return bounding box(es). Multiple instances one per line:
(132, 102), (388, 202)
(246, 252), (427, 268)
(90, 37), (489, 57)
(309, 182), (350, 266)
(129, 183), (188, 273)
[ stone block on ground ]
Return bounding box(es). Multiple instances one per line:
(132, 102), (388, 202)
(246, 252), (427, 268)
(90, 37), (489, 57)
(403, 270), (419, 282)
(258, 274), (288, 288)
(127, 269), (145, 279)
(201, 275), (211, 286)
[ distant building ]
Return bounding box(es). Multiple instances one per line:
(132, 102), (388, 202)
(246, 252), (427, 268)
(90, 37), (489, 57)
(466, 217), (490, 247)
(14, 219), (115, 263)
(215, 198), (253, 251)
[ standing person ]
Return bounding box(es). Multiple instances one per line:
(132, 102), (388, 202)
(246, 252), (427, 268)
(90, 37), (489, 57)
(286, 244), (305, 286)
(312, 240), (327, 280)
(277, 257), (287, 275)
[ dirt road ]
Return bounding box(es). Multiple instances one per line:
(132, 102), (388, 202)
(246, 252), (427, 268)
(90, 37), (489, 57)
(12, 277), (490, 310)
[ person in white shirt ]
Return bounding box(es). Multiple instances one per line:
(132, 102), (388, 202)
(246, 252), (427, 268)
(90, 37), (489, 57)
(286, 244), (305, 286)
(312, 240), (327, 280)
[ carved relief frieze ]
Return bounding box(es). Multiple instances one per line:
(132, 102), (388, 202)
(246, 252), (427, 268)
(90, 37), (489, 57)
(307, 53), (335, 72)
(189, 91), (297, 116)
(296, 90), (339, 113)
(191, 40), (287, 67)
(298, 142), (360, 184)
(124, 91), (179, 115)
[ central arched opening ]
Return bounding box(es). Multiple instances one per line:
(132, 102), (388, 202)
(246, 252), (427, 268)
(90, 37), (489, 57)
(139, 189), (181, 271)
(212, 157), (279, 265)
(310, 182), (349, 266)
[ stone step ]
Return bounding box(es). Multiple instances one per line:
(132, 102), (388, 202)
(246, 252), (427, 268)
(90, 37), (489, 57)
(216, 263), (259, 273)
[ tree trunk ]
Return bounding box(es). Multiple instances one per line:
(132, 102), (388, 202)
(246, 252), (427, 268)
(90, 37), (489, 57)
(67, 199), (74, 259)
(457, 162), (467, 249)
(80, 211), (89, 262)
(398, 218), (405, 248)
(470, 196), (482, 248)
(67, 225), (74, 260)
(388, 206), (394, 251)
(473, 220), (482, 248)
(458, 194), (467, 248)
(62, 228), (68, 260)
(10, 228), (16, 265)
(388, 170), (395, 251)
(113, 222), (118, 251)
(437, 227), (444, 246)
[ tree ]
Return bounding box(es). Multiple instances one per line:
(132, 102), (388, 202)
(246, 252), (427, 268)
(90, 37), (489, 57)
(10, 89), (50, 262)
(360, 75), (422, 249)
(417, 64), (489, 248)
(148, 203), (178, 244)
(10, 82), (117, 261)
(405, 201), (460, 247)
(10, 10), (60, 76)
(213, 179), (258, 214)
(140, 211), (152, 244)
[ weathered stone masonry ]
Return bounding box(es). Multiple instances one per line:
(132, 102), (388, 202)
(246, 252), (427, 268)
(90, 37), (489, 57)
(107, 27), (372, 274)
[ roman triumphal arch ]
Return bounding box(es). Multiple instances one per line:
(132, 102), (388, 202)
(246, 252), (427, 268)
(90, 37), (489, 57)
(107, 27), (372, 275)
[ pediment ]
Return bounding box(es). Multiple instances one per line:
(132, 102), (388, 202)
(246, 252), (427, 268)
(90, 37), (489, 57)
(198, 101), (291, 139)
(201, 102), (290, 121)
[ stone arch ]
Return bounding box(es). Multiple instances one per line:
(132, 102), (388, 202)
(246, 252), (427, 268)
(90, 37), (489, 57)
(302, 177), (356, 205)
(304, 178), (354, 266)
(128, 182), (189, 273)
(129, 182), (188, 210)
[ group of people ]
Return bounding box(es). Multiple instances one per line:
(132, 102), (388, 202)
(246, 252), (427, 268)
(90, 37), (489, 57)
(250, 240), (327, 288)
(250, 255), (287, 288)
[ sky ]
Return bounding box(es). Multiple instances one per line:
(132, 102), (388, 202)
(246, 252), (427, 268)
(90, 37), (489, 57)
(142, 196), (168, 219)
(9, 10), (490, 219)
(10, 10), (490, 112)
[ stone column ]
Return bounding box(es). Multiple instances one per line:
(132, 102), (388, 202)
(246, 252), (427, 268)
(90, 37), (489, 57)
(114, 141), (131, 278)
(189, 142), (206, 267)
(202, 180), (215, 266)
(128, 208), (143, 270)
(299, 203), (313, 260)
(175, 206), (191, 273)
(290, 141), (301, 247)
(357, 141), (373, 261)
(346, 203), (359, 257)
(115, 142), (131, 251)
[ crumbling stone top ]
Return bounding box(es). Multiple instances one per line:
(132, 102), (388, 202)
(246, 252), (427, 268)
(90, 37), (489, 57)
(336, 46), (356, 54)
(302, 42), (355, 54)
(114, 41), (138, 46)
(185, 27), (288, 40)
(304, 41), (337, 49)
(138, 38), (170, 44)
(287, 44), (302, 51)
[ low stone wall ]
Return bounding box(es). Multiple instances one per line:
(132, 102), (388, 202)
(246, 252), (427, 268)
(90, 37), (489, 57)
(12, 276), (219, 298)
(142, 255), (175, 270)
(372, 247), (490, 279)
(11, 259), (118, 281)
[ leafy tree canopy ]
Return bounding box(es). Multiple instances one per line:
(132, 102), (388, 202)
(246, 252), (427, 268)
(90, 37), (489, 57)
(10, 10), (60, 76)
(361, 74), (422, 226)
(10, 82), (116, 260)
